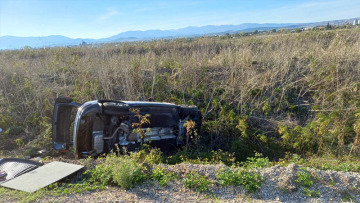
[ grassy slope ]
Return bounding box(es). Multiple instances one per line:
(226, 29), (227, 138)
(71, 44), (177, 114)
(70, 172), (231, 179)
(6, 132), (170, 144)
(0, 27), (360, 159)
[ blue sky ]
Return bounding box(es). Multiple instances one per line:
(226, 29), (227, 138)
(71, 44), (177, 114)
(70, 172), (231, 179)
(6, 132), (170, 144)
(0, 0), (359, 39)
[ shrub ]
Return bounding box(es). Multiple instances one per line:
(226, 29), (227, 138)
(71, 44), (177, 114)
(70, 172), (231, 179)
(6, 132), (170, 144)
(85, 157), (114, 186)
(243, 153), (271, 169)
(111, 156), (146, 190)
(216, 167), (264, 193)
(303, 188), (320, 197)
(295, 169), (313, 188)
(130, 146), (163, 165)
(165, 149), (235, 165)
(85, 153), (148, 190)
(151, 165), (178, 186)
(4, 125), (23, 136)
(183, 171), (211, 192)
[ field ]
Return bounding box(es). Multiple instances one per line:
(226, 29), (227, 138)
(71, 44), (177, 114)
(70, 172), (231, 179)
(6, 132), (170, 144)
(0, 27), (360, 202)
(1, 27), (360, 158)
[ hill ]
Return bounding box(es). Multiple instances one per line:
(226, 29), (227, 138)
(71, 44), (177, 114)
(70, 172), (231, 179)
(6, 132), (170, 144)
(0, 17), (358, 49)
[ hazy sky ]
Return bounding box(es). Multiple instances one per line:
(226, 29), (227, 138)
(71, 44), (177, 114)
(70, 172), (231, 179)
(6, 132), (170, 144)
(1, 0), (359, 39)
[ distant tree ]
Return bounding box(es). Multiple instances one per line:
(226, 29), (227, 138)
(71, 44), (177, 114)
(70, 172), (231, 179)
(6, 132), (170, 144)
(232, 33), (241, 37)
(272, 29), (277, 33)
(80, 41), (87, 46)
(326, 22), (332, 30)
(23, 46), (32, 50)
(253, 30), (259, 34)
(220, 33), (232, 39)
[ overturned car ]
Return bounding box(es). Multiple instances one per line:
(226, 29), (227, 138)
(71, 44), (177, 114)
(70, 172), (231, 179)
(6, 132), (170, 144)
(52, 97), (201, 158)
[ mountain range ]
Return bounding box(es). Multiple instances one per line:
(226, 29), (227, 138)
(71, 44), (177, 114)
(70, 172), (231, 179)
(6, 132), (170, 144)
(0, 18), (358, 50)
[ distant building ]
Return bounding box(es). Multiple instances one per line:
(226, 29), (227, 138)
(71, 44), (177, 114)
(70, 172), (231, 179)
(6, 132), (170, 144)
(353, 19), (360, 25)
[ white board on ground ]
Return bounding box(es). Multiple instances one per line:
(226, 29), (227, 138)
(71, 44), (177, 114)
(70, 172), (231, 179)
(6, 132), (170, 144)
(0, 161), (83, 192)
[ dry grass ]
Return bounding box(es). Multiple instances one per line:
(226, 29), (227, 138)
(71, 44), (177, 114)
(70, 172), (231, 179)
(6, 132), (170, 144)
(0, 28), (360, 157)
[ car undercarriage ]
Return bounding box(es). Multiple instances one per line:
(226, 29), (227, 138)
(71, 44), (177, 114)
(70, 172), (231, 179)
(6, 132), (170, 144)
(52, 97), (201, 158)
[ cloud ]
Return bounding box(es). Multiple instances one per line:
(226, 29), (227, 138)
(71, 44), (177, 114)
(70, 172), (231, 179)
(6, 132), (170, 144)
(98, 8), (119, 21)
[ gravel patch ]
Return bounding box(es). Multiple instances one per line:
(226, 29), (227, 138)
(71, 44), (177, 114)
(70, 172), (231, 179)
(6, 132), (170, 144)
(4, 162), (360, 202)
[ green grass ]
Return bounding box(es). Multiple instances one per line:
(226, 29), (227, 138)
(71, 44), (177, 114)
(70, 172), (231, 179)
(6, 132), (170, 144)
(0, 187), (52, 203)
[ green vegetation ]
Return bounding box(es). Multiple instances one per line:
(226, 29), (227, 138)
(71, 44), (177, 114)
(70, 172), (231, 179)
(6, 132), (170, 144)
(165, 149), (236, 165)
(1, 149), (359, 201)
(151, 165), (178, 187)
(0, 187), (50, 203)
(216, 167), (264, 193)
(183, 171), (211, 192)
(303, 188), (320, 197)
(278, 153), (360, 173)
(294, 168), (320, 198)
(111, 156), (146, 190)
(341, 191), (357, 202)
(295, 169), (313, 187)
(243, 152), (271, 169)
(130, 108), (151, 146)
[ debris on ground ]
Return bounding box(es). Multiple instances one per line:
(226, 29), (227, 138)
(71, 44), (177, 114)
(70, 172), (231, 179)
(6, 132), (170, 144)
(0, 159), (83, 192)
(0, 158), (43, 184)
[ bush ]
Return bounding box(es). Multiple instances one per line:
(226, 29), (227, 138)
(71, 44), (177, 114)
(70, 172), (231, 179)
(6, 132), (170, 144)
(303, 188), (320, 197)
(183, 171), (211, 192)
(151, 165), (178, 186)
(216, 167), (264, 193)
(84, 153), (147, 190)
(85, 157), (114, 186)
(4, 125), (23, 136)
(243, 153), (271, 169)
(295, 168), (314, 188)
(165, 149), (235, 165)
(130, 146), (163, 165)
(112, 156), (146, 190)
